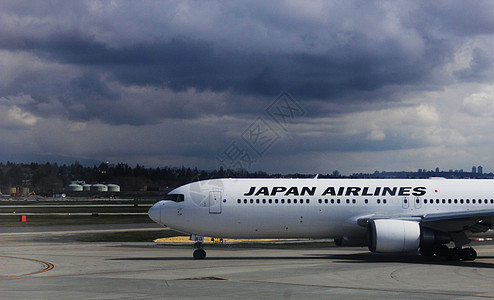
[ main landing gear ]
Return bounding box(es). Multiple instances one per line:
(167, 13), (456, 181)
(193, 242), (206, 260)
(420, 245), (477, 261)
(446, 247), (477, 261)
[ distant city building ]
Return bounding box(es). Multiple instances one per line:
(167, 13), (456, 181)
(435, 167), (439, 173)
(478, 166), (483, 174)
(472, 166), (477, 173)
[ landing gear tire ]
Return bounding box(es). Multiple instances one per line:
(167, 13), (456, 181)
(422, 244), (477, 261)
(461, 248), (477, 261)
(446, 248), (462, 261)
(193, 249), (206, 260)
(193, 242), (206, 260)
(433, 245), (450, 257)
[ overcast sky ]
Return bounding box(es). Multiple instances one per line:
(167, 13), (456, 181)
(2, 1), (494, 174)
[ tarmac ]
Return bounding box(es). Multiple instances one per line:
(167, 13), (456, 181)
(2, 225), (494, 299)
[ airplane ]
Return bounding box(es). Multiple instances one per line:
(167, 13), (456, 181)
(148, 177), (494, 260)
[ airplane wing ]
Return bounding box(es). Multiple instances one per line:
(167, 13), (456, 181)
(420, 209), (494, 233)
(359, 209), (494, 234)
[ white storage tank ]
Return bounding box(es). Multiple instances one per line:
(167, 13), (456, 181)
(67, 184), (83, 192)
(107, 184), (120, 192)
(83, 184), (92, 191)
(91, 184), (108, 192)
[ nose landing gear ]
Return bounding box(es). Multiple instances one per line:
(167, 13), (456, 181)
(193, 242), (206, 260)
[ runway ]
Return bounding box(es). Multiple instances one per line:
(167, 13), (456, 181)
(2, 227), (494, 299)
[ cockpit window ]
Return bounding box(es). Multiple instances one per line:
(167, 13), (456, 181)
(163, 194), (184, 202)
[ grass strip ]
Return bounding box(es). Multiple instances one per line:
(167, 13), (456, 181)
(0, 215), (153, 226)
(78, 230), (187, 242)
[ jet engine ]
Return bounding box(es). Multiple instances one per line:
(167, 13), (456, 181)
(368, 219), (452, 253)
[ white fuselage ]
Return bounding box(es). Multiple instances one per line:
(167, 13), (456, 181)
(148, 178), (494, 240)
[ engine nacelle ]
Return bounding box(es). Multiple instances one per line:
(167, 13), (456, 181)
(368, 219), (421, 253)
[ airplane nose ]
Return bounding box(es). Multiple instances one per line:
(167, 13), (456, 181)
(148, 202), (161, 224)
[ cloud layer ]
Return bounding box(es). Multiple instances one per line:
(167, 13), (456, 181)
(2, 0), (494, 174)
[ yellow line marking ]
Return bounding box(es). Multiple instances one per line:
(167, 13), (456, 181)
(154, 236), (309, 243)
(0, 255), (54, 279)
(0, 234), (34, 239)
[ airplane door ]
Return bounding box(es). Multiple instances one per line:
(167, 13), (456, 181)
(402, 197), (409, 209)
(414, 197), (421, 209)
(209, 191), (222, 214)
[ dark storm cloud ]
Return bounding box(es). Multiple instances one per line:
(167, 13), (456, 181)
(0, 1), (458, 103)
(0, 1), (486, 127)
(3, 1), (494, 100)
(3, 1), (494, 173)
(3, 28), (449, 117)
(417, 1), (494, 37)
(0, 0), (478, 126)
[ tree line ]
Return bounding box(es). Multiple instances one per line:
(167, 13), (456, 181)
(0, 162), (277, 195)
